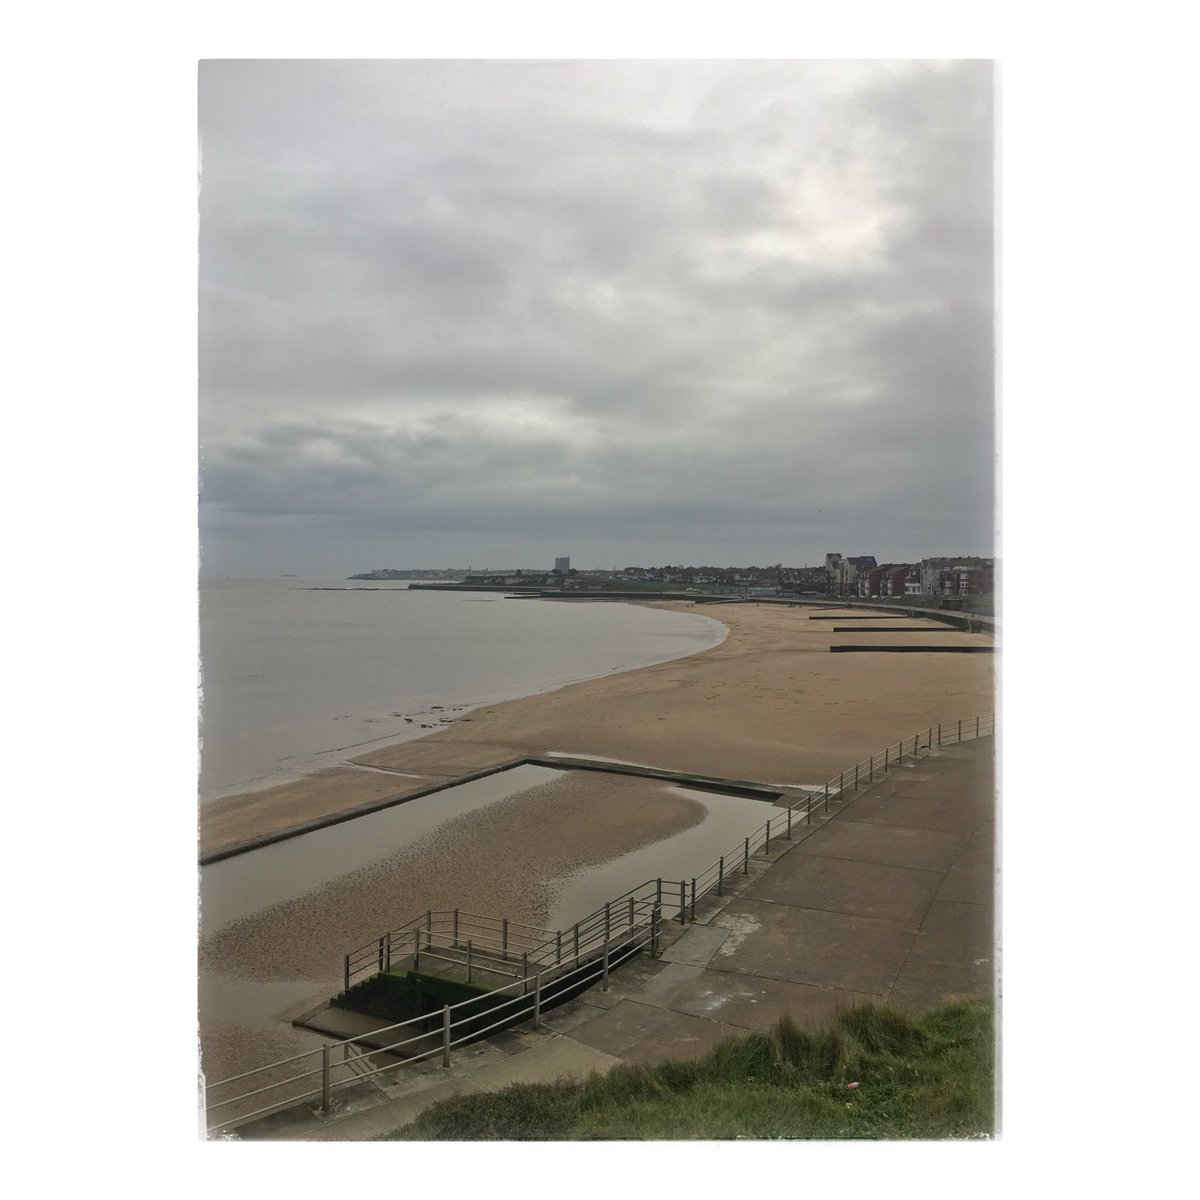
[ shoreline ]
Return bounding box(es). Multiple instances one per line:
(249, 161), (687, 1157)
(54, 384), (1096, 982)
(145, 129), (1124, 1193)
(199, 600), (994, 861)
(200, 595), (728, 806)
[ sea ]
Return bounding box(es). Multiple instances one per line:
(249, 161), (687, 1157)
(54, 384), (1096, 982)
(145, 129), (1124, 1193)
(198, 578), (728, 802)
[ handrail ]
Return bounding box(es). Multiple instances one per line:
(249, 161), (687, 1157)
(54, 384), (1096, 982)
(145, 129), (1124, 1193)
(206, 713), (994, 1132)
(207, 916), (658, 1130)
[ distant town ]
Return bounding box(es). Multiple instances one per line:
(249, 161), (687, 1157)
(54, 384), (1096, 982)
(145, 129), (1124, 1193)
(349, 552), (996, 613)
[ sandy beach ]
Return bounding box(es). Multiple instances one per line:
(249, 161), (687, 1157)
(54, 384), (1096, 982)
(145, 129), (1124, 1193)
(200, 600), (995, 860)
(199, 598), (995, 1098)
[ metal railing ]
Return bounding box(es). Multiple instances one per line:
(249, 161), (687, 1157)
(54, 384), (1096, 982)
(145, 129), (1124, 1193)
(205, 712), (994, 1134)
(205, 905), (662, 1133)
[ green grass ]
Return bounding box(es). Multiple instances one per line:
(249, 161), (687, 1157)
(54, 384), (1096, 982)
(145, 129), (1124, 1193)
(380, 1000), (995, 1141)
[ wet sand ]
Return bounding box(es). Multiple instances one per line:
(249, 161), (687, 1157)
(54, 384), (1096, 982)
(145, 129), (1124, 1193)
(200, 601), (995, 859)
(200, 772), (706, 1088)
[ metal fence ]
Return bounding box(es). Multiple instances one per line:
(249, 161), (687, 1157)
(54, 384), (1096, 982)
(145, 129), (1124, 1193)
(204, 712), (995, 1134)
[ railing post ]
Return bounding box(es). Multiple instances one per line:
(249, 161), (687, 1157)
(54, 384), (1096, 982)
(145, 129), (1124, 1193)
(824, 782), (829, 812)
(786, 806), (792, 839)
(502, 918), (509, 961)
(870, 754), (874, 781)
(807, 793), (812, 824)
(976, 715), (980, 737)
(385, 931), (392, 972)
(938, 722), (942, 746)
(629, 896), (635, 932)
(426, 910), (432, 936)
(927, 727), (932, 751)
(718, 855), (725, 895)
(378, 935), (385, 973)
(343, 955), (350, 995)
(839, 771), (845, 800)
(605, 901), (611, 944)
(765, 818), (771, 854)
(656, 877), (662, 909)
(651, 904), (661, 956)
(453, 908), (459, 947)
(442, 1005), (451, 1067)
(556, 930), (562, 965)
(321, 1043), (331, 1111)
(522, 951), (529, 982)
(958, 719), (962, 742)
(743, 838), (750, 874)
(602, 941), (610, 991)
(413, 928), (420, 971)
(679, 880), (686, 924)
(854, 763), (859, 790)
(690, 877), (696, 921)
(573, 923), (580, 961)
(533, 974), (542, 1029)
(885, 746), (890, 771)
(466, 939), (473, 984)
(898, 740), (903, 765)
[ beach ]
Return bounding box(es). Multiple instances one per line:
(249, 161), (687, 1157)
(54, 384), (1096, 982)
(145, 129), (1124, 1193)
(200, 600), (995, 860)
(199, 598), (995, 1096)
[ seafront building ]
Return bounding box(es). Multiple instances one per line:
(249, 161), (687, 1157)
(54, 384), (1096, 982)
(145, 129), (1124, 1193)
(824, 552), (995, 605)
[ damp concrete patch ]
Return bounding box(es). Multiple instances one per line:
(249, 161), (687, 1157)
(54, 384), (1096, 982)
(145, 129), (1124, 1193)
(710, 910), (762, 957)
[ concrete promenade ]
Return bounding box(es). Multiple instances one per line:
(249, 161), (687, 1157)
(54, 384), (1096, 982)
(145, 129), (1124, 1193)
(238, 736), (995, 1141)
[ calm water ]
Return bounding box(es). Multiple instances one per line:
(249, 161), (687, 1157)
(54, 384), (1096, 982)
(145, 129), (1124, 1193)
(199, 580), (726, 800)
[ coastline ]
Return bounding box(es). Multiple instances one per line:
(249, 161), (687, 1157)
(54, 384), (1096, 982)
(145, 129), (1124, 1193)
(199, 600), (994, 860)
(199, 587), (728, 806)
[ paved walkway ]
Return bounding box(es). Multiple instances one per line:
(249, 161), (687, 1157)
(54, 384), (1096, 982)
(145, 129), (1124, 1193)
(237, 736), (995, 1140)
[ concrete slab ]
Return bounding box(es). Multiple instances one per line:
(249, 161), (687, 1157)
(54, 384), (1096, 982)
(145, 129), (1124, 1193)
(956, 823), (996, 868)
(889, 900), (995, 1001)
(666, 971), (878, 1032)
(487, 1027), (544, 1056)
(710, 899), (915, 994)
(536, 996), (609, 1034)
(880, 987), (956, 1016)
(294, 1003), (420, 1047)
(660, 924), (731, 966)
(743, 850), (942, 926)
(894, 953), (992, 1002)
(471, 1035), (622, 1088)
(839, 791), (989, 834)
(617, 1011), (748, 1067)
(846, 756), (992, 800)
(936, 861), (995, 905)
(567, 999), (684, 1057)
(302, 1076), (476, 1141)
(800, 819), (970, 873)
(605, 955), (669, 989)
(906, 899), (994, 964)
(625, 961), (706, 1009)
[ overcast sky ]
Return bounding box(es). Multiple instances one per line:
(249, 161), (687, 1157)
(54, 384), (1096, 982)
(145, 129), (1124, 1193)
(199, 60), (994, 576)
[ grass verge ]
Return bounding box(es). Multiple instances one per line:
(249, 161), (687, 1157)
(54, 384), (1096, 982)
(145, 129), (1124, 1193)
(379, 999), (995, 1140)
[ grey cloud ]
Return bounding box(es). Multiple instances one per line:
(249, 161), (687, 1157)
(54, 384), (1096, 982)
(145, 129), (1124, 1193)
(199, 60), (995, 576)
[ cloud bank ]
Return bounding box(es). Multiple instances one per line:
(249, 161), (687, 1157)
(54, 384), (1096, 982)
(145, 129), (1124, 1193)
(199, 60), (994, 575)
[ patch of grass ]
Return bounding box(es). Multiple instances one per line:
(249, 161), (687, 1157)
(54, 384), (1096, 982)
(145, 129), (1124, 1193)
(380, 1000), (995, 1141)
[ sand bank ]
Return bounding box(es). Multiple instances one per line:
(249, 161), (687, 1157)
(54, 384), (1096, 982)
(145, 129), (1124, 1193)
(200, 602), (994, 859)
